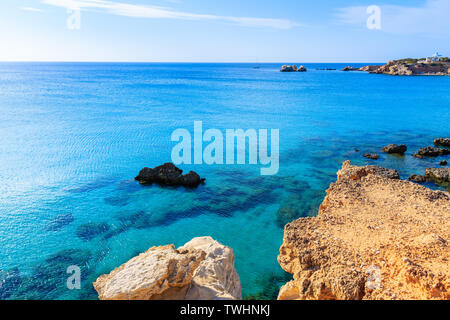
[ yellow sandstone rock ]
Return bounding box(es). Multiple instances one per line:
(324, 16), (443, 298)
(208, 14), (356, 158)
(278, 161), (450, 300)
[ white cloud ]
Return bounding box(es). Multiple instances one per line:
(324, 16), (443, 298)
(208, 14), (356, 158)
(335, 0), (450, 36)
(41, 0), (299, 29)
(21, 7), (44, 12)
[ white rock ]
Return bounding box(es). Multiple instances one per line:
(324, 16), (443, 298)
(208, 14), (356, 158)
(93, 236), (241, 300)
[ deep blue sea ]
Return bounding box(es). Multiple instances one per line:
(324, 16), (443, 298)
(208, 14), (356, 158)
(0, 63), (449, 300)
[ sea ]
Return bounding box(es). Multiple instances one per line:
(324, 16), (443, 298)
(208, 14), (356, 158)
(0, 62), (449, 299)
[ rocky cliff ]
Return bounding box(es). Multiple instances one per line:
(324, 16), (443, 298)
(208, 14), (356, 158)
(278, 161), (449, 300)
(94, 237), (241, 300)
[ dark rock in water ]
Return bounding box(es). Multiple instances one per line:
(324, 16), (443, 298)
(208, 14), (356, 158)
(413, 147), (450, 158)
(46, 213), (74, 231)
(363, 153), (380, 160)
(425, 168), (450, 183)
(409, 168), (450, 184)
(382, 144), (407, 154)
(76, 222), (110, 241)
(440, 160), (448, 166)
(297, 65), (307, 72)
(434, 138), (450, 147)
(0, 268), (22, 300)
(408, 174), (427, 183)
(341, 66), (360, 71)
(135, 163), (205, 188)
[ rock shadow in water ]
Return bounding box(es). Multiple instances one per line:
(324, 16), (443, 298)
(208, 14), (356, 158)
(45, 213), (74, 232)
(11, 249), (92, 300)
(0, 268), (22, 300)
(76, 223), (110, 241)
(67, 177), (117, 194)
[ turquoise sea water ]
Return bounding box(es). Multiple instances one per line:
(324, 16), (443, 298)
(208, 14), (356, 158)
(0, 63), (449, 300)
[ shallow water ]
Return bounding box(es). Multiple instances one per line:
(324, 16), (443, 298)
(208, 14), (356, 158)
(0, 63), (449, 299)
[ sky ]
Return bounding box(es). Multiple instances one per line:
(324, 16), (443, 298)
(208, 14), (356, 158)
(0, 0), (449, 62)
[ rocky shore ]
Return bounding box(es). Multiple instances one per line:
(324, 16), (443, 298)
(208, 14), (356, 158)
(344, 59), (450, 76)
(95, 160), (449, 301)
(278, 161), (449, 300)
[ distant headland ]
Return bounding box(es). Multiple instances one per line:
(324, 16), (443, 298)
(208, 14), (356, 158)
(281, 52), (450, 76)
(343, 52), (450, 76)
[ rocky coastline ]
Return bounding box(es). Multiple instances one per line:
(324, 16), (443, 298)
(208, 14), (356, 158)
(278, 161), (449, 300)
(94, 156), (449, 300)
(342, 58), (450, 76)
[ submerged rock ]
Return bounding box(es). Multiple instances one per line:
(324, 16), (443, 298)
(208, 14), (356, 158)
(413, 146), (450, 158)
(13, 249), (92, 300)
(363, 153), (380, 160)
(277, 206), (299, 228)
(440, 160), (448, 166)
(93, 237), (241, 300)
(278, 161), (450, 300)
(76, 222), (110, 241)
(46, 213), (74, 231)
(434, 138), (450, 147)
(0, 268), (22, 300)
(135, 163), (205, 188)
(382, 144), (407, 154)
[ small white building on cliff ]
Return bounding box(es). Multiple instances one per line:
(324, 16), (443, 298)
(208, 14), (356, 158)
(426, 52), (443, 62)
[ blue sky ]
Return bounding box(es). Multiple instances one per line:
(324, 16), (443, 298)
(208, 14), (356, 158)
(1, 0), (449, 62)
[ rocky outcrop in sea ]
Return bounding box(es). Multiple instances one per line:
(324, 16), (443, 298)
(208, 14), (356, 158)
(382, 144), (407, 155)
(278, 161), (449, 300)
(413, 147), (450, 158)
(434, 138), (450, 148)
(135, 163), (205, 187)
(409, 168), (450, 186)
(280, 65), (307, 72)
(93, 237), (241, 300)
